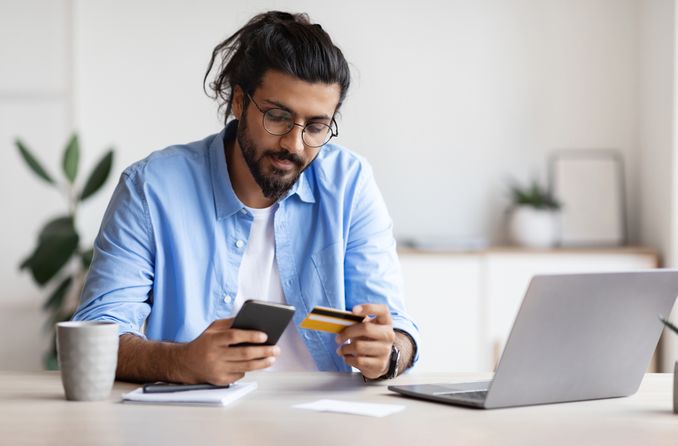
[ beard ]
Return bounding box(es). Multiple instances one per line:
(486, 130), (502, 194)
(236, 114), (311, 202)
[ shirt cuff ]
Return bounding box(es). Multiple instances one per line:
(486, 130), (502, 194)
(393, 328), (418, 369)
(118, 328), (148, 340)
(391, 317), (421, 368)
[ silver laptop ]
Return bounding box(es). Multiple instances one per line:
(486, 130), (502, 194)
(389, 270), (678, 409)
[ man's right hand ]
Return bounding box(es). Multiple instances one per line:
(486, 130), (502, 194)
(178, 318), (280, 385)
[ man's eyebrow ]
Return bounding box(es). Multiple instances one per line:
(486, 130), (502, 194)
(263, 99), (332, 121)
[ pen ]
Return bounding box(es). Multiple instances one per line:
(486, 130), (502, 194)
(142, 382), (230, 393)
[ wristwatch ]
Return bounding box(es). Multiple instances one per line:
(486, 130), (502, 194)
(378, 343), (401, 380)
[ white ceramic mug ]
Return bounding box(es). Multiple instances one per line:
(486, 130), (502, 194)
(56, 321), (119, 401)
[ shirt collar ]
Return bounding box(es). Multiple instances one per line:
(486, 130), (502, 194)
(209, 123), (243, 220)
(209, 121), (316, 220)
(283, 166), (316, 204)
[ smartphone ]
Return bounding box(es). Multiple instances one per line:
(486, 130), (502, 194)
(230, 299), (296, 346)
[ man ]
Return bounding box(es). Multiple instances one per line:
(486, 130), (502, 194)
(73, 11), (419, 385)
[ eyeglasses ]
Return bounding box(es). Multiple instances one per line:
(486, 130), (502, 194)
(246, 93), (338, 148)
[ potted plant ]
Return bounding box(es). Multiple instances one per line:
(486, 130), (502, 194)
(659, 316), (678, 414)
(507, 179), (561, 248)
(16, 134), (114, 369)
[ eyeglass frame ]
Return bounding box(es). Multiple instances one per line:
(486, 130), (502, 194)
(244, 93), (339, 148)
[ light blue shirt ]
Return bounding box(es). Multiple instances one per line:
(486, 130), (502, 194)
(73, 123), (420, 372)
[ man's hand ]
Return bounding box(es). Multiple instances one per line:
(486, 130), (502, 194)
(335, 304), (396, 379)
(178, 318), (280, 385)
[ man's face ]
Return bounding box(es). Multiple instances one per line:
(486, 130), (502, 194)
(234, 70), (341, 201)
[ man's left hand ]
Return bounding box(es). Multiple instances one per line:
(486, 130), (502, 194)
(335, 303), (395, 379)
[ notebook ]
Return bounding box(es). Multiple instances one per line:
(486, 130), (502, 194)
(121, 381), (257, 406)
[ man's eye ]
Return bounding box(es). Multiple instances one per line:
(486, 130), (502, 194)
(306, 123), (328, 134)
(267, 110), (291, 122)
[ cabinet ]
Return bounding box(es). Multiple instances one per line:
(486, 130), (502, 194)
(400, 254), (483, 373)
(399, 247), (659, 373)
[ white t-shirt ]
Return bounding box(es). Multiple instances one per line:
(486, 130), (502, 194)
(233, 204), (316, 371)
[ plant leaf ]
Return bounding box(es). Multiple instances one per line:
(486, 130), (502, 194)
(659, 315), (678, 336)
(43, 350), (59, 370)
(38, 215), (76, 242)
(79, 150), (114, 202)
(43, 276), (73, 311)
(43, 306), (75, 333)
(80, 248), (94, 269)
(62, 134), (80, 184)
(15, 139), (55, 185)
(19, 254), (32, 270)
(21, 216), (79, 285)
(27, 236), (79, 285)
(508, 178), (560, 210)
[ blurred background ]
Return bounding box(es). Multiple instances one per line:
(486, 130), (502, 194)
(2, 0), (678, 372)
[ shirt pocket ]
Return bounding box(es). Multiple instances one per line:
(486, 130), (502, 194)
(310, 242), (345, 306)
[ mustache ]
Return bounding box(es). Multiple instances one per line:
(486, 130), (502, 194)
(263, 150), (304, 168)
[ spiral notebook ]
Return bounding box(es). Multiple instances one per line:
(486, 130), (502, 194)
(121, 381), (257, 406)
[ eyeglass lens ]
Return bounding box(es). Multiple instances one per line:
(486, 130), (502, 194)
(263, 109), (333, 147)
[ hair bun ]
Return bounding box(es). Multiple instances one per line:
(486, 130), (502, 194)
(260, 11), (310, 25)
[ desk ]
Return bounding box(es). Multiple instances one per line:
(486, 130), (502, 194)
(1, 371), (676, 445)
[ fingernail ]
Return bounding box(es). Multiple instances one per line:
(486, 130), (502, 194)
(258, 334), (268, 342)
(353, 305), (362, 313)
(268, 357), (276, 365)
(273, 346), (280, 355)
(335, 336), (342, 344)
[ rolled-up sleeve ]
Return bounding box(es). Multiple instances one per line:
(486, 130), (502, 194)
(73, 168), (155, 338)
(343, 162), (421, 366)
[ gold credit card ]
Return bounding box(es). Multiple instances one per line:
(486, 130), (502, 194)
(299, 306), (365, 333)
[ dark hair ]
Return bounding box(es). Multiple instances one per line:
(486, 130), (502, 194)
(204, 11), (351, 122)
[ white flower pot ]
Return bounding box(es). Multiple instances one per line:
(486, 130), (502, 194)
(508, 206), (559, 248)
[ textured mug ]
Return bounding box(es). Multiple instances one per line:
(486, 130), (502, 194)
(56, 321), (119, 401)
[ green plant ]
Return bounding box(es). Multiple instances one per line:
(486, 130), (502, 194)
(659, 315), (678, 336)
(509, 179), (561, 210)
(16, 134), (114, 369)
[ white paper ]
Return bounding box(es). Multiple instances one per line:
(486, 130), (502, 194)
(121, 381), (257, 406)
(293, 399), (405, 417)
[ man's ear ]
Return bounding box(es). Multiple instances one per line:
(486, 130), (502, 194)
(232, 86), (244, 120)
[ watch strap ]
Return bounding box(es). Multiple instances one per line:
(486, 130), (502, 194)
(376, 343), (400, 381)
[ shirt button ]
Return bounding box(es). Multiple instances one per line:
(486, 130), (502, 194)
(240, 209), (247, 215)
(223, 295), (233, 304)
(235, 240), (245, 248)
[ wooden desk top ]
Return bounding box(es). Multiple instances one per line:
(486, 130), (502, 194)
(1, 371), (676, 445)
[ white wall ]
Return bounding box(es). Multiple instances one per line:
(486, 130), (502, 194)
(637, 0), (677, 370)
(0, 0), (674, 370)
(0, 0), (73, 370)
(0, 0), (73, 303)
(72, 0), (642, 246)
(639, 0), (674, 262)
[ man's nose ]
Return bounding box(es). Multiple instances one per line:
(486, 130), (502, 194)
(279, 124), (305, 155)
